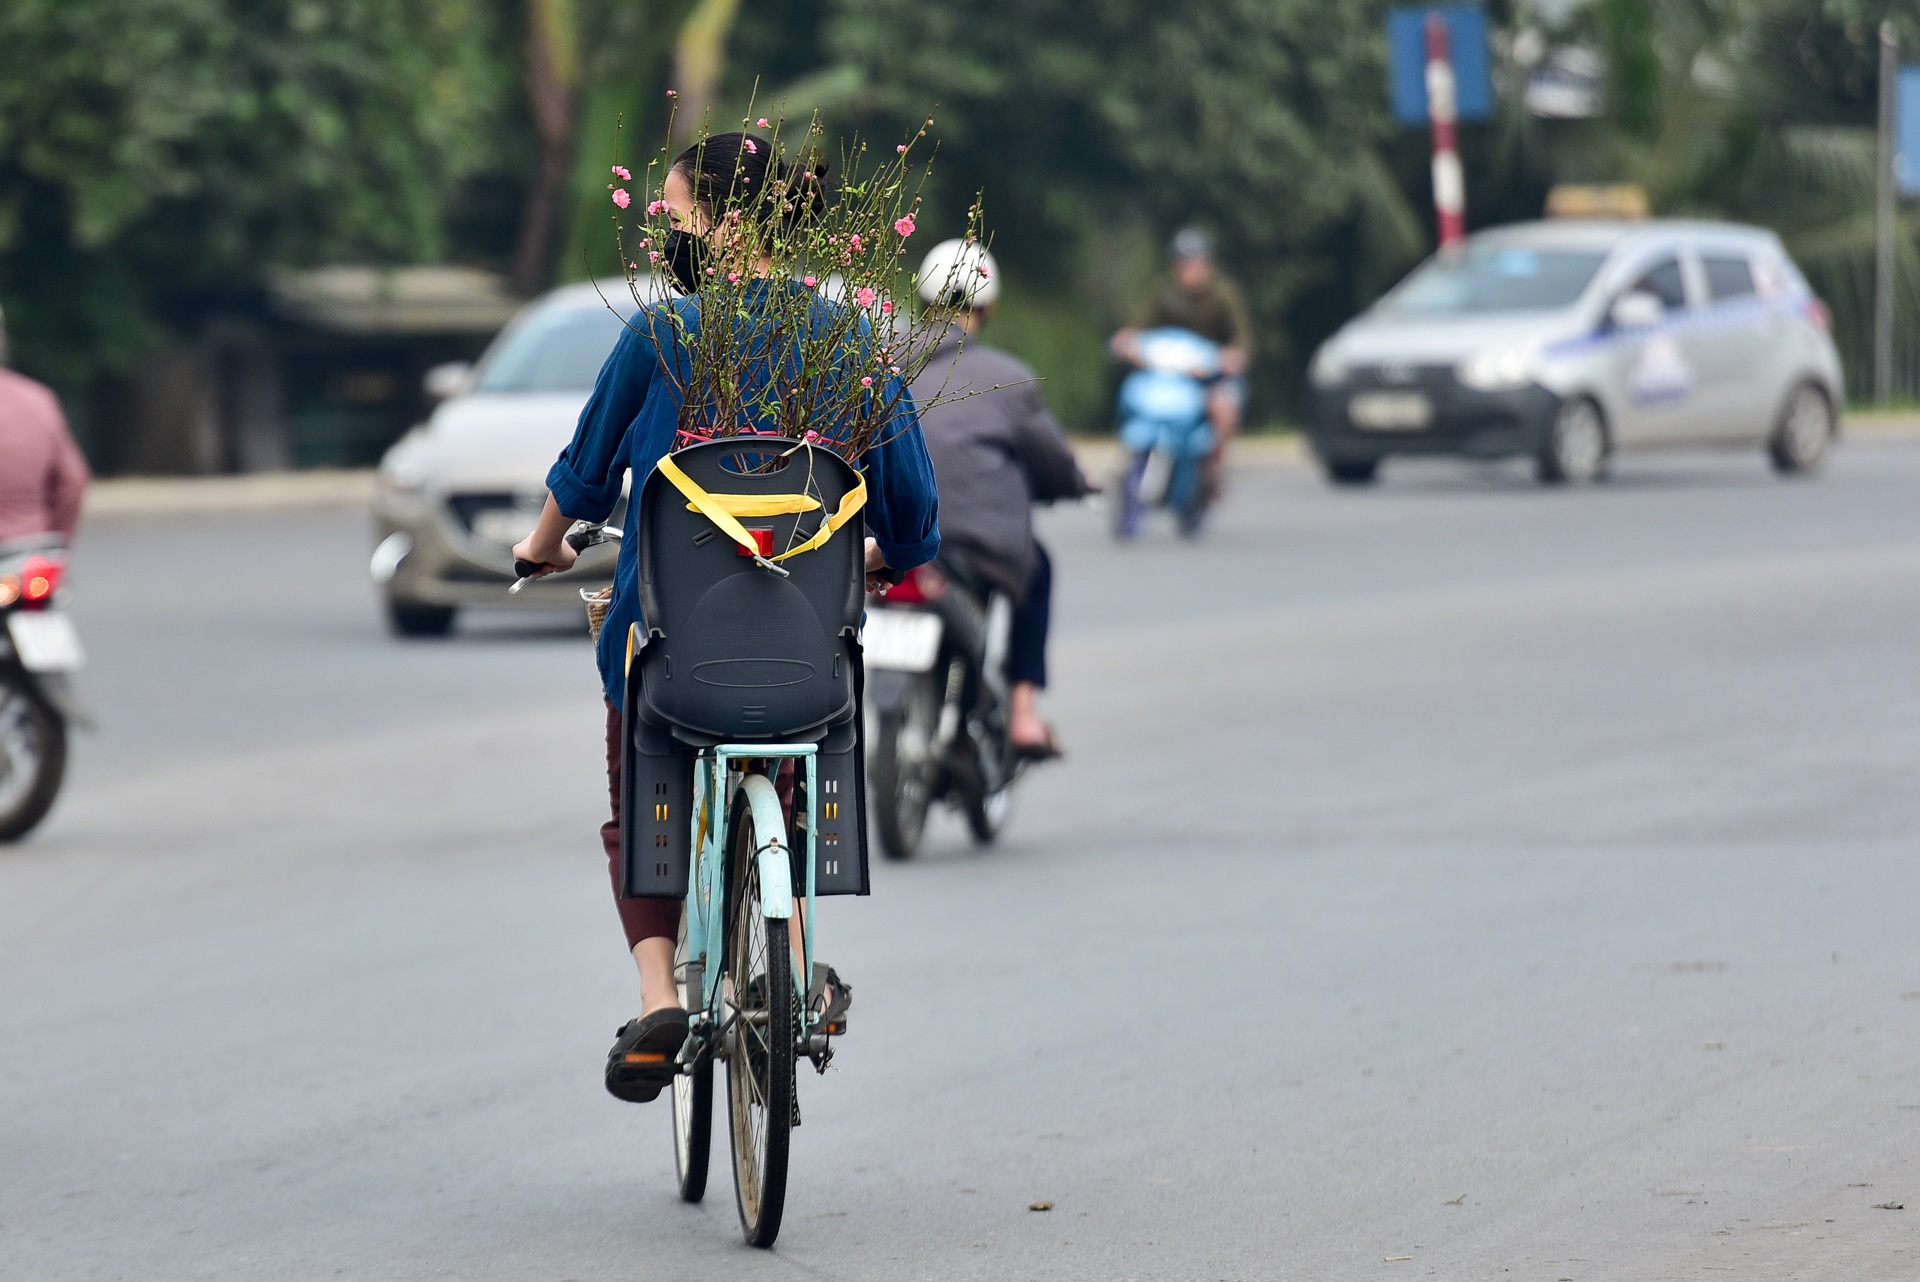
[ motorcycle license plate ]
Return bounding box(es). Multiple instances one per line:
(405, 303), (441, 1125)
(7, 612), (84, 673)
(861, 610), (942, 672)
(1348, 391), (1432, 431)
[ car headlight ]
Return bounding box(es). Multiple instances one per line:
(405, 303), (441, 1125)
(1456, 345), (1538, 391)
(1309, 345), (1348, 388)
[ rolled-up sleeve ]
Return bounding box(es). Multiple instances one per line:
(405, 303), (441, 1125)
(863, 382), (940, 571)
(546, 316), (659, 522)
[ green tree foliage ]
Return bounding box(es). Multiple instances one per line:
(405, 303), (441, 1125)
(0, 0), (521, 395)
(826, 0), (1424, 421)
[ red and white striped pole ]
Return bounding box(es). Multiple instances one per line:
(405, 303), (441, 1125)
(1425, 11), (1466, 251)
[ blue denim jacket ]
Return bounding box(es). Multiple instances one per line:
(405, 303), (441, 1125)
(546, 293), (941, 709)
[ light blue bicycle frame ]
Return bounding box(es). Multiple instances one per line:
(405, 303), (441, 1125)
(683, 744), (818, 1038)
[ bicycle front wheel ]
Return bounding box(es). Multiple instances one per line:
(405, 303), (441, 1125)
(725, 790), (794, 1248)
(671, 912), (713, 1204)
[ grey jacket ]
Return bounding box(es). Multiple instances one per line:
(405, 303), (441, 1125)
(909, 323), (1088, 596)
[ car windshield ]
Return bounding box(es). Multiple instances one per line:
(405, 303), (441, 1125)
(475, 303), (633, 392)
(1378, 246), (1609, 316)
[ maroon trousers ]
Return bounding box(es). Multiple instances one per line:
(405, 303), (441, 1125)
(603, 702), (680, 949)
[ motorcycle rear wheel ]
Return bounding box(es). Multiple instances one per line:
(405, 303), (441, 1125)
(871, 675), (938, 860)
(0, 673), (65, 842)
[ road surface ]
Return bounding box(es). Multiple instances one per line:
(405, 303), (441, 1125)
(4, 443), (1917, 1280)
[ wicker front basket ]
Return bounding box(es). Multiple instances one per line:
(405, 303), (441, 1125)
(582, 586), (612, 641)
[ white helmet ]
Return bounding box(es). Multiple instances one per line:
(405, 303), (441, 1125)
(915, 238), (1000, 310)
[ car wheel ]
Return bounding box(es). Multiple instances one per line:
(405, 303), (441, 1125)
(1321, 457), (1379, 487)
(386, 600), (457, 637)
(1768, 382), (1834, 475)
(1537, 397), (1607, 485)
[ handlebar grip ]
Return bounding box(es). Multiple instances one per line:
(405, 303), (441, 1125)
(513, 559), (543, 579)
(565, 527), (595, 552)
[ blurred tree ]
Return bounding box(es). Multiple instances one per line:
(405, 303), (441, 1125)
(826, 0), (1425, 421)
(0, 0), (521, 408)
(1552, 0), (1920, 395)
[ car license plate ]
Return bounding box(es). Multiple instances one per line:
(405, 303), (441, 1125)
(7, 612), (84, 673)
(1348, 391), (1432, 431)
(861, 610), (942, 672)
(469, 507), (540, 546)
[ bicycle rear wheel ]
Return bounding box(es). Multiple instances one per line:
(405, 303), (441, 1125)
(725, 790), (794, 1248)
(671, 913), (712, 1203)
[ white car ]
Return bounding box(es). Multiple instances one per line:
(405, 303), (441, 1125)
(1307, 219), (1844, 486)
(371, 278), (665, 635)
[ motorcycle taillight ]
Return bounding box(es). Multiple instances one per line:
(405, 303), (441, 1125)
(880, 563), (947, 605)
(18, 555), (61, 607)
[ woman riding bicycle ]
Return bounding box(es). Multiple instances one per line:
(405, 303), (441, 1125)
(512, 131), (940, 1103)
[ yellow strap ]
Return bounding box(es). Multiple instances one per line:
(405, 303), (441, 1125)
(683, 493), (821, 517)
(656, 451), (865, 564)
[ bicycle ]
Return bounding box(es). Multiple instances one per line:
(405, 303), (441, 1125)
(524, 436), (871, 1247)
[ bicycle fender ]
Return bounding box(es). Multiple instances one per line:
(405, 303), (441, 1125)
(738, 772), (794, 919)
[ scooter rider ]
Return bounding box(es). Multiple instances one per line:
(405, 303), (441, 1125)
(909, 239), (1088, 758)
(1110, 228), (1251, 495)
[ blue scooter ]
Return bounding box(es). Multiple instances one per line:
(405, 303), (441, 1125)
(1112, 327), (1221, 539)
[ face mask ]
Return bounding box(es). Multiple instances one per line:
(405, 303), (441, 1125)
(664, 228), (707, 295)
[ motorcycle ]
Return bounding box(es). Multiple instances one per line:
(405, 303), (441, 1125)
(1111, 326), (1222, 539)
(862, 558), (1024, 860)
(0, 537), (86, 841)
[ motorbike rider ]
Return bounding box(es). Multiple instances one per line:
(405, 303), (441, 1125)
(909, 239), (1088, 758)
(1109, 228), (1252, 494)
(512, 134), (939, 1102)
(0, 305), (90, 545)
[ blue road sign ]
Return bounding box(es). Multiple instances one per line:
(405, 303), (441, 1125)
(1388, 6), (1493, 126)
(1899, 66), (1920, 197)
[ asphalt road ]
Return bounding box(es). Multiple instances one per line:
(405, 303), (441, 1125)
(5, 442), (1918, 1281)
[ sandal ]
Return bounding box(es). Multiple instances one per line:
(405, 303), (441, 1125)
(1012, 726), (1064, 762)
(808, 963), (853, 1036)
(604, 1008), (688, 1103)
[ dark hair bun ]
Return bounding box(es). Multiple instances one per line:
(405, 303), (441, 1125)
(670, 133), (828, 230)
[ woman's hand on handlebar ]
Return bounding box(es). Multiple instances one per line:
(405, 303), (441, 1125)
(511, 495), (579, 581)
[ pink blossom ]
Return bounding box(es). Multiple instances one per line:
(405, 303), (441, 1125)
(666, 89), (678, 98)
(894, 216), (916, 237)
(896, 144), (907, 153)
(849, 234), (863, 251)
(978, 265), (991, 277)
(880, 301), (894, 315)
(861, 376), (874, 387)
(611, 188), (631, 208)
(743, 138), (757, 154)
(889, 365), (900, 375)
(611, 165), (631, 181)
(628, 262), (638, 270)
(727, 272), (740, 283)
(757, 117), (771, 128)
(803, 429), (821, 443)
(803, 275), (818, 288)
(854, 286), (878, 308)
(706, 266), (716, 275)
(648, 250), (661, 262)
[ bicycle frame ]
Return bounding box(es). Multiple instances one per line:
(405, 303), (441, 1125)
(683, 743), (819, 1048)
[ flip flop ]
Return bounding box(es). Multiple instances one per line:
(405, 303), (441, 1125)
(604, 1008), (688, 1103)
(1012, 727), (1064, 762)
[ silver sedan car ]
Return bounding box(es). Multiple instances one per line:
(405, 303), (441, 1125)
(372, 278), (663, 635)
(1307, 219), (1844, 486)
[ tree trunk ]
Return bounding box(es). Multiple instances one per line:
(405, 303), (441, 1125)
(670, 0), (743, 143)
(512, 0), (581, 296)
